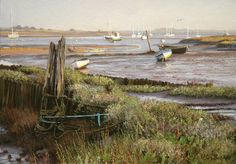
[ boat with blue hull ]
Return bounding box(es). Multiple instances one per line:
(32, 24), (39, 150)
(155, 49), (172, 62)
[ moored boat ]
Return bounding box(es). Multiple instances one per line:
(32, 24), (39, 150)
(136, 32), (142, 39)
(8, 9), (19, 39)
(104, 32), (122, 41)
(159, 45), (187, 54)
(131, 33), (136, 38)
(141, 35), (147, 40)
(8, 32), (19, 39)
(155, 49), (172, 62)
(71, 58), (90, 69)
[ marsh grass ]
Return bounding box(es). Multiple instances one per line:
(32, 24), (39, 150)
(120, 83), (236, 99)
(194, 36), (236, 43)
(120, 84), (172, 93)
(0, 107), (62, 162)
(181, 35), (236, 45)
(57, 100), (236, 163)
(170, 85), (236, 99)
(219, 40), (236, 45)
(0, 66), (235, 163)
(0, 69), (31, 82)
(56, 81), (236, 163)
(0, 108), (38, 137)
(17, 66), (46, 84)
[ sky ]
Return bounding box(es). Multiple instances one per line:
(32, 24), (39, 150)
(0, 0), (236, 31)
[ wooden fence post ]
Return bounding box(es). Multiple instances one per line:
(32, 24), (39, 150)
(43, 37), (65, 98)
(40, 36), (66, 116)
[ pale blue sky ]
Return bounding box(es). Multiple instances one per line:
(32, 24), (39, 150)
(0, 0), (236, 30)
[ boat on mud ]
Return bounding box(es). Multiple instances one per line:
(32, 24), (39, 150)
(71, 58), (90, 69)
(141, 34), (147, 40)
(8, 9), (19, 39)
(159, 44), (187, 54)
(155, 49), (172, 62)
(136, 32), (142, 39)
(104, 32), (122, 41)
(8, 32), (19, 39)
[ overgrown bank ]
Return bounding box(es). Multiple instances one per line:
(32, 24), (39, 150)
(120, 83), (236, 99)
(0, 65), (235, 163)
(180, 35), (236, 48)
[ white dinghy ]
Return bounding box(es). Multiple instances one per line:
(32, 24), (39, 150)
(71, 58), (90, 69)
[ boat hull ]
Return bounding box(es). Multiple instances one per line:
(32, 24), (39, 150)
(155, 49), (172, 62)
(104, 32), (122, 41)
(159, 45), (187, 54)
(71, 58), (90, 69)
(141, 35), (147, 40)
(8, 33), (19, 39)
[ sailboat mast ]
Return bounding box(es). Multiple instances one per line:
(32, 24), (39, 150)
(196, 25), (199, 36)
(11, 9), (13, 33)
(187, 25), (189, 38)
(171, 24), (174, 35)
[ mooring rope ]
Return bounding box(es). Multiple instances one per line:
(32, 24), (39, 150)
(35, 115), (123, 138)
(34, 93), (118, 138)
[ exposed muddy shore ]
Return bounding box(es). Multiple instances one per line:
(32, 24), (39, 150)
(1, 46), (236, 86)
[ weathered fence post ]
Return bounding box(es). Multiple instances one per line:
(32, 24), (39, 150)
(43, 37), (65, 98)
(35, 37), (66, 134)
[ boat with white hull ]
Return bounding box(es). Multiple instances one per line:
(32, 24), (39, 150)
(8, 9), (19, 39)
(104, 32), (122, 41)
(71, 58), (90, 69)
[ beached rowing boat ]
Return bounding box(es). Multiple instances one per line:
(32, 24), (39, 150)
(159, 45), (187, 54)
(71, 58), (90, 69)
(155, 49), (172, 62)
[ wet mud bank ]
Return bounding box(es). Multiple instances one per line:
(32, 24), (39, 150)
(88, 51), (236, 87)
(0, 125), (51, 163)
(0, 126), (26, 163)
(1, 47), (236, 86)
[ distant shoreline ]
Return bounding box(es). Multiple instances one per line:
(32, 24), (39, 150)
(0, 30), (130, 37)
